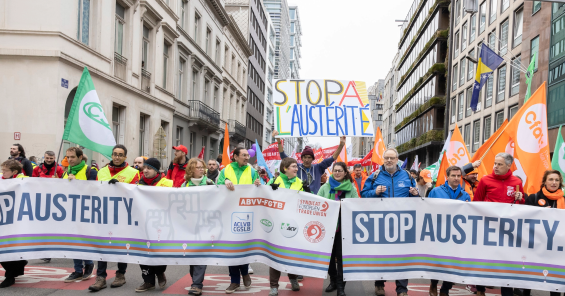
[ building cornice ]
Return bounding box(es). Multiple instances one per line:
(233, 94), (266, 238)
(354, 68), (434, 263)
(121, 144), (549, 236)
(206, 0), (231, 26)
(227, 15), (253, 57)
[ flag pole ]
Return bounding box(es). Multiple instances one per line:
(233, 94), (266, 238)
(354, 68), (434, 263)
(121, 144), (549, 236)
(56, 138), (64, 166)
(479, 124), (509, 162)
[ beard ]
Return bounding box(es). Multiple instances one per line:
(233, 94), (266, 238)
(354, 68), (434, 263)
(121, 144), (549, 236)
(10, 151), (18, 157)
(173, 154), (185, 164)
(384, 164), (396, 171)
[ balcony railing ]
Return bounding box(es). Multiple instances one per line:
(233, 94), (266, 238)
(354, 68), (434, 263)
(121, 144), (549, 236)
(141, 69), (151, 93)
(114, 52), (127, 81)
(229, 119), (246, 139)
(187, 100), (220, 127)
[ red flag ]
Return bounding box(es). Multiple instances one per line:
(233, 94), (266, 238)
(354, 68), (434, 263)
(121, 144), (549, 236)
(222, 123), (230, 167)
(198, 146), (205, 159)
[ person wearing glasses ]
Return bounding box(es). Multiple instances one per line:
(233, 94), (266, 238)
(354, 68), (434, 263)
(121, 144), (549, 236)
(361, 148), (417, 296)
(318, 162), (359, 296)
(89, 144), (140, 292)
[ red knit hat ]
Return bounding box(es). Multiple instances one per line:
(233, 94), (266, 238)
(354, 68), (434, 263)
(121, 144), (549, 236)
(301, 146), (315, 159)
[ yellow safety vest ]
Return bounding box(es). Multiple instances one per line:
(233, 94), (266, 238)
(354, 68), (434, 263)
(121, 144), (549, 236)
(273, 176), (303, 190)
(97, 165), (139, 183)
(15, 173), (28, 179)
(63, 165), (89, 180)
(223, 164), (253, 185)
(155, 178), (173, 187)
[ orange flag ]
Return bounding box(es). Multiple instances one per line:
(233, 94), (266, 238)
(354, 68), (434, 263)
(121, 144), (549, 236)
(336, 142), (348, 163)
(446, 124), (472, 168)
(504, 82), (550, 194)
(372, 127), (387, 165)
(222, 123), (231, 168)
(435, 151), (449, 187)
(471, 120), (509, 179)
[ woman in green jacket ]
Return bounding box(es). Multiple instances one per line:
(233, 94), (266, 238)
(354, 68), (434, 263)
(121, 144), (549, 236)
(318, 162), (359, 296)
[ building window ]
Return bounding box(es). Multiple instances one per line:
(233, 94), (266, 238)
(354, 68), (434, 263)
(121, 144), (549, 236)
(473, 120), (481, 152)
(497, 65), (506, 103)
(112, 105), (125, 144)
(480, 2), (486, 33)
(470, 13), (477, 43)
(462, 22), (468, 51)
(468, 49), (476, 81)
(499, 19), (509, 56)
(495, 110), (505, 130)
(194, 13), (200, 43)
(455, 0), (461, 25)
(485, 75), (494, 108)
(180, 0), (186, 29)
(201, 136), (207, 158)
(489, 31), (496, 49)
(502, 0), (509, 12)
(490, 0), (498, 24)
(176, 126), (182, 147)
(458, 92), (464, 121)
(460, 59), (466, 86)
(454, 31), (460, 57)
(466, 87), (473, 117)
(204, 79), (209, 103)
(509, 105), (519, 120)
(115, 3), (125, 55)
(163, 43), (169, 89)
(189, 132), (196, 156)
(192, 70), (198, 100)
(483, 116), (492, 142)
(178, 58), (185, 100)
(510, 56), (521, 96)
(531, 36), (539, 71)
(142, 26), (150, 70)
(77, 0), (90, 45)
(213, 87), (218, 109)
(206, 28), (211, 54)
(451, 97), (456, 123)
(533, 1), (541, 14)
(215, 39), (221, 64)
(464, 124), (471, 152)
(453, 63), (458, 90)
(140, 115), (148, 156)
(514, 8), (523, 47)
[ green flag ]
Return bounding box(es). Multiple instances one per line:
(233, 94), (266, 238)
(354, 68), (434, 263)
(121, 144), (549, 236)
(552, 125), (565, 176)
(63, 67), (116, 158)
(524, 52), (536, 102)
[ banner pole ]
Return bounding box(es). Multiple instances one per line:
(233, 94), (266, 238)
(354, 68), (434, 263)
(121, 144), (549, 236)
(56, 138), (64, 165)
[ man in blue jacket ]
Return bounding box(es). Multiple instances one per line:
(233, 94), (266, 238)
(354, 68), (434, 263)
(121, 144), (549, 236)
(428, 166), (471, 201)
(273, 131), (345, 194)
(426, 165), (470, 296)
(360, 148), (417, 296)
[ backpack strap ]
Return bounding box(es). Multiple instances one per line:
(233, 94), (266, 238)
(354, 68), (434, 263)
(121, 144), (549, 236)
(370, 170), (381, 187)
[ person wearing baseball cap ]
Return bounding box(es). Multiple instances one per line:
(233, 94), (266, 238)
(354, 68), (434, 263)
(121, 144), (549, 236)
(166, 145), (189, 187)
(417, 169), (433, 197)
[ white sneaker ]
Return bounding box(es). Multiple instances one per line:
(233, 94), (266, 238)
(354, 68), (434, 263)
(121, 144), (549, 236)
(248, 266), (254, 274)
(269, 287), (279, 296)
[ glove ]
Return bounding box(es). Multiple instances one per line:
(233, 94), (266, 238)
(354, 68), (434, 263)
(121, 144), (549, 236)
(270, 183), (280, 191)
(108, 179), (119, 185)
(302, 183), (311, 193)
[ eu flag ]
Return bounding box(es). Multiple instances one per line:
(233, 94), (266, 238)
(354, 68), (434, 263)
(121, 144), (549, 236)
(470, 44), (504, 111)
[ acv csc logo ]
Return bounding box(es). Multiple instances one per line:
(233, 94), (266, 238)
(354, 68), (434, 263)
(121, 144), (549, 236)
(447, 141), (469, 167)
(516, 104), (548, 153)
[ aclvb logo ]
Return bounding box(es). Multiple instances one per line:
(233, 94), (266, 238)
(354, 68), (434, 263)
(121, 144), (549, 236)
(0, 191), (16, 225)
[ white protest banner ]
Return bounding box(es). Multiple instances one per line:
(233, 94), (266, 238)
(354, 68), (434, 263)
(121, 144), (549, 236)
(341, 198), (565, 291)
(274, 79), (373, 137)
(0, 179), (339, 278)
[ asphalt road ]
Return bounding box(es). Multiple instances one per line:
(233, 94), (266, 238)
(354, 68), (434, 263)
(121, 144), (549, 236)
(0, 259), (553, 296)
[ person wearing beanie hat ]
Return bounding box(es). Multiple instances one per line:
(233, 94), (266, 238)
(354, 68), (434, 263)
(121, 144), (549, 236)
(135, 158), (170, 292)
(272, 131), (346, 194)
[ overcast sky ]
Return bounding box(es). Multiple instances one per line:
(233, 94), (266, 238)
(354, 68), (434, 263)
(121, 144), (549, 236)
(289, 0), (414, 150)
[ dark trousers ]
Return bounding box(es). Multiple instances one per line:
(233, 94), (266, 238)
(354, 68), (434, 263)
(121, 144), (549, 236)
(375, 279), (409, 294)
(430, 280), (454, 295)
(228, 264), (249, 284)
(139, 265), (167, 285)
(477, 286), (513, 296)
(523, 289), (561, 296)
(189, 265), (207, 289)
(96, 261), (127, 278)
(0, 260), (27, 278)
(328, 229), (346, 288)
(269, 267), (298, 288)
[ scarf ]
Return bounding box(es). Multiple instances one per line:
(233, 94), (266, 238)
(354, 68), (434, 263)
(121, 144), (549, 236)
(190, 176), (205, 186)
(279, 173), (297, 188)
(207, 169), (219, 181)
(43, 161), (55, 172)
(141, 174), (161, 186)
(68, 160), (86, 175)
(542, 187), (565, 209)
(328, 176), (353, 201)
(444, 181), (463, 200)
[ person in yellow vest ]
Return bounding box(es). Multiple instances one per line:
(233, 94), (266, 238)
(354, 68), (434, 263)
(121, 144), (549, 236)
(265, 158), (304, 296)
(0, 160), (27, 288)
(217, 147), (260, 294)
(134, 158), (171, 292)
(180, 158), (214, 295)
(89, 144), (140, 292)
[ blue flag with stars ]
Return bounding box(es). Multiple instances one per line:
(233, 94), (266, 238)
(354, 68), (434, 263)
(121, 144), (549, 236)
(471, 44), (504, 111)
